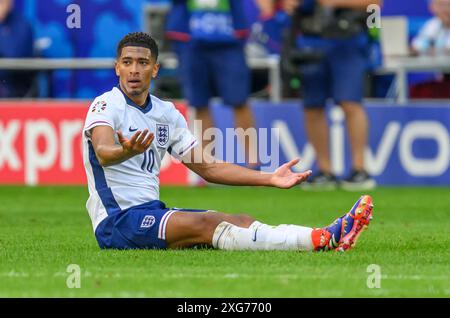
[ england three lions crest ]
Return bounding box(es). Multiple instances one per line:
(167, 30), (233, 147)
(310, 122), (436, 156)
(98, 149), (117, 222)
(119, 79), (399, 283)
(156, 124), (169, 147)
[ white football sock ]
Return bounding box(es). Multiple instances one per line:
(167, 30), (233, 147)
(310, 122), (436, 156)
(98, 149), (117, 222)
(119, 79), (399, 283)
(212, 221), (313, 251)
(249, 221), (315, 250)
(249, 221), (312, 232)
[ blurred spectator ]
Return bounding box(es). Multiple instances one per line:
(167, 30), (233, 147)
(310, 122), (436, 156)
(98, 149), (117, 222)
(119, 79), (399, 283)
(412, 0), (450, 55)
(166, 0), (258, 168)
(281, 0), (380, 190)
(248, 0), (291, 56)
(250, 0), (299, 97)
(0, 0), (35, 98)
(410, 0), (450, 98)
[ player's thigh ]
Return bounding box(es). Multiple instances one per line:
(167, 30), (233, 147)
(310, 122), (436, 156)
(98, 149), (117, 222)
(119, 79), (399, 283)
(165, 211), (255, 249)
(95, 205), (171, 250)
(211, 44), (251, 106)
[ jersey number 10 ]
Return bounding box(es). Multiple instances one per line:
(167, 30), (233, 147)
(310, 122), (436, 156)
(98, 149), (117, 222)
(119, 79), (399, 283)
(141, 149), (155, 173)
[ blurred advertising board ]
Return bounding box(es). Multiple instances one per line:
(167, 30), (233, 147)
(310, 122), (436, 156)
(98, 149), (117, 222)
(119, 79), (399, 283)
(1, 100), (449, 185)
(0, 101), (189, 185)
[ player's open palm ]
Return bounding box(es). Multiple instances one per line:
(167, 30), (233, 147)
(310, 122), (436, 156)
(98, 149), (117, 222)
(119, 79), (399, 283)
(117, 129), (154, 156)
(270, 158), (312, 189)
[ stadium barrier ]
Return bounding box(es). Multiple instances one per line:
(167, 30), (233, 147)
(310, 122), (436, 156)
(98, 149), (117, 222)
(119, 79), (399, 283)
(1, 100), (449, 185)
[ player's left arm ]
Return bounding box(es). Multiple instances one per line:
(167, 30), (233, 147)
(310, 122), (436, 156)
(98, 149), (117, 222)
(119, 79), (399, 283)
(182, 151), (312, 189)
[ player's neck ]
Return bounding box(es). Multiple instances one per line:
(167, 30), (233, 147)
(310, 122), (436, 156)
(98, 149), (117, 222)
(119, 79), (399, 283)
(119, 84), (149, 108)
(128, 94), (148, 108)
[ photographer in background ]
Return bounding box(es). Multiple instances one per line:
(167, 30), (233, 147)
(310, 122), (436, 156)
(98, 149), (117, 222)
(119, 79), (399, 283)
(0, 0), (34, 98)
(281, 0), (381, 190)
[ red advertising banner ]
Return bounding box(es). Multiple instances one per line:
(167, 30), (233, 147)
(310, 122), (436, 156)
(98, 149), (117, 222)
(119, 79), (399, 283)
(0, 101), (190, 185)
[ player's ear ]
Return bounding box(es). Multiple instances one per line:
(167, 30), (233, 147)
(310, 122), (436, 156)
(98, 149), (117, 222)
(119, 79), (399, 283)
(152, 63), (160, 78)
(114, 61), (120, 76)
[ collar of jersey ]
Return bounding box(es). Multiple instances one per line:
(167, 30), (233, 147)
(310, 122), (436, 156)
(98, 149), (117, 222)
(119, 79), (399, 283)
(117, 85), (153, 114)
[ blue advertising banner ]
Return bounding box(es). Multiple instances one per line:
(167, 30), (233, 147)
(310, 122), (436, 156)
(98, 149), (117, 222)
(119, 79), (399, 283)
(210, 101), (450, 186)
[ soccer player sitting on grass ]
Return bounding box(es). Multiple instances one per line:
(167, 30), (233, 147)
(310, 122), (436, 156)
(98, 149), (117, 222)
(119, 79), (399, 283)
(83, 32), (373, 252)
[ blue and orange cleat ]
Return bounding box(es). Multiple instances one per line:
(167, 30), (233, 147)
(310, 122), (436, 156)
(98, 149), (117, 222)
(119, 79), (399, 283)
(335, 195), (374, 252)
(311, 195), (373, 252)
(311, 216), (345, 251)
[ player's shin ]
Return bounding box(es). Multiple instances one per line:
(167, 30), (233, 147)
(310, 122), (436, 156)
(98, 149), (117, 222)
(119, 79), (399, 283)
(249, 221), (335, 251)
(212, 221), (314, 251)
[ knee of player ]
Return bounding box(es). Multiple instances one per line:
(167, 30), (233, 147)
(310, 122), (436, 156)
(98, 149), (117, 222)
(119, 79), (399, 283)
(236, 214), (255, 227)
(193, 213), (222, 239)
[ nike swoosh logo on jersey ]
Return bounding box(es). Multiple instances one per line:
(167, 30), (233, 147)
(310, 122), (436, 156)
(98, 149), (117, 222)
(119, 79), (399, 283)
(129, 126), (138, 132)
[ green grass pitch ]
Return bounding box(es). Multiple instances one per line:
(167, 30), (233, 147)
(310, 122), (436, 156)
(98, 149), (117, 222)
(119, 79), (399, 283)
(0, 185), (448, 297)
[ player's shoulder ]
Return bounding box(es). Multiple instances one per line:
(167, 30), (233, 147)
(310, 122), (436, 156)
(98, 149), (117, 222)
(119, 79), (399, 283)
(90, 87), (126, 111)
(150, 94), (176, 110)
(150, 94), (181, 120)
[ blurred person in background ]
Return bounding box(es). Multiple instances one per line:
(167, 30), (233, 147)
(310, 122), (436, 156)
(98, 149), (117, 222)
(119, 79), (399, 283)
(249, 0), (290, 56)
(165, 0), (259, 169)
(250, 0), (300, 97)
(0, 0), (34, 98)
(410, 0), (450, 98)
(412, 0), (450, 55)
(279, 0), (380, 190)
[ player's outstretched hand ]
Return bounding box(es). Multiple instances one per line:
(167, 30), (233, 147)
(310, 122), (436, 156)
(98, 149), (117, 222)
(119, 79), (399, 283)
(117, 129), (154, 157)
(270, 158), (312, 189)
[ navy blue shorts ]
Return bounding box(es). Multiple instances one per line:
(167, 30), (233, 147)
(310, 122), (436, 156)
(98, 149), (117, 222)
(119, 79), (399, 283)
(299, 40), (369, 108)
(175, 42), (251, 108)
(95, 200), (208, 250)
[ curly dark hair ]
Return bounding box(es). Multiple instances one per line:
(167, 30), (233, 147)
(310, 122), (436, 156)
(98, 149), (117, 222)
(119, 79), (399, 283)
(116, 32), (159, 61)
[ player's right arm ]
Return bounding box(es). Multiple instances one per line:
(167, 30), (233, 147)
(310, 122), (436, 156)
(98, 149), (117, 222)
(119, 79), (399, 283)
(90, 126), (154, 167)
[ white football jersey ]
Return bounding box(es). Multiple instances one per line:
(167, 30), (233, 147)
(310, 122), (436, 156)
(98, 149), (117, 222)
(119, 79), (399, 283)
(82, 87), (197, 231)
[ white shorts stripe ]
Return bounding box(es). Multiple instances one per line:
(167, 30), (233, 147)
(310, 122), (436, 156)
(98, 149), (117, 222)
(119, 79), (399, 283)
(158, 210), (177, 240)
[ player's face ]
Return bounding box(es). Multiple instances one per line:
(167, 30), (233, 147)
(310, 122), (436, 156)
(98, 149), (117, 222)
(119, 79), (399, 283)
(115, 46), (160, 99)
